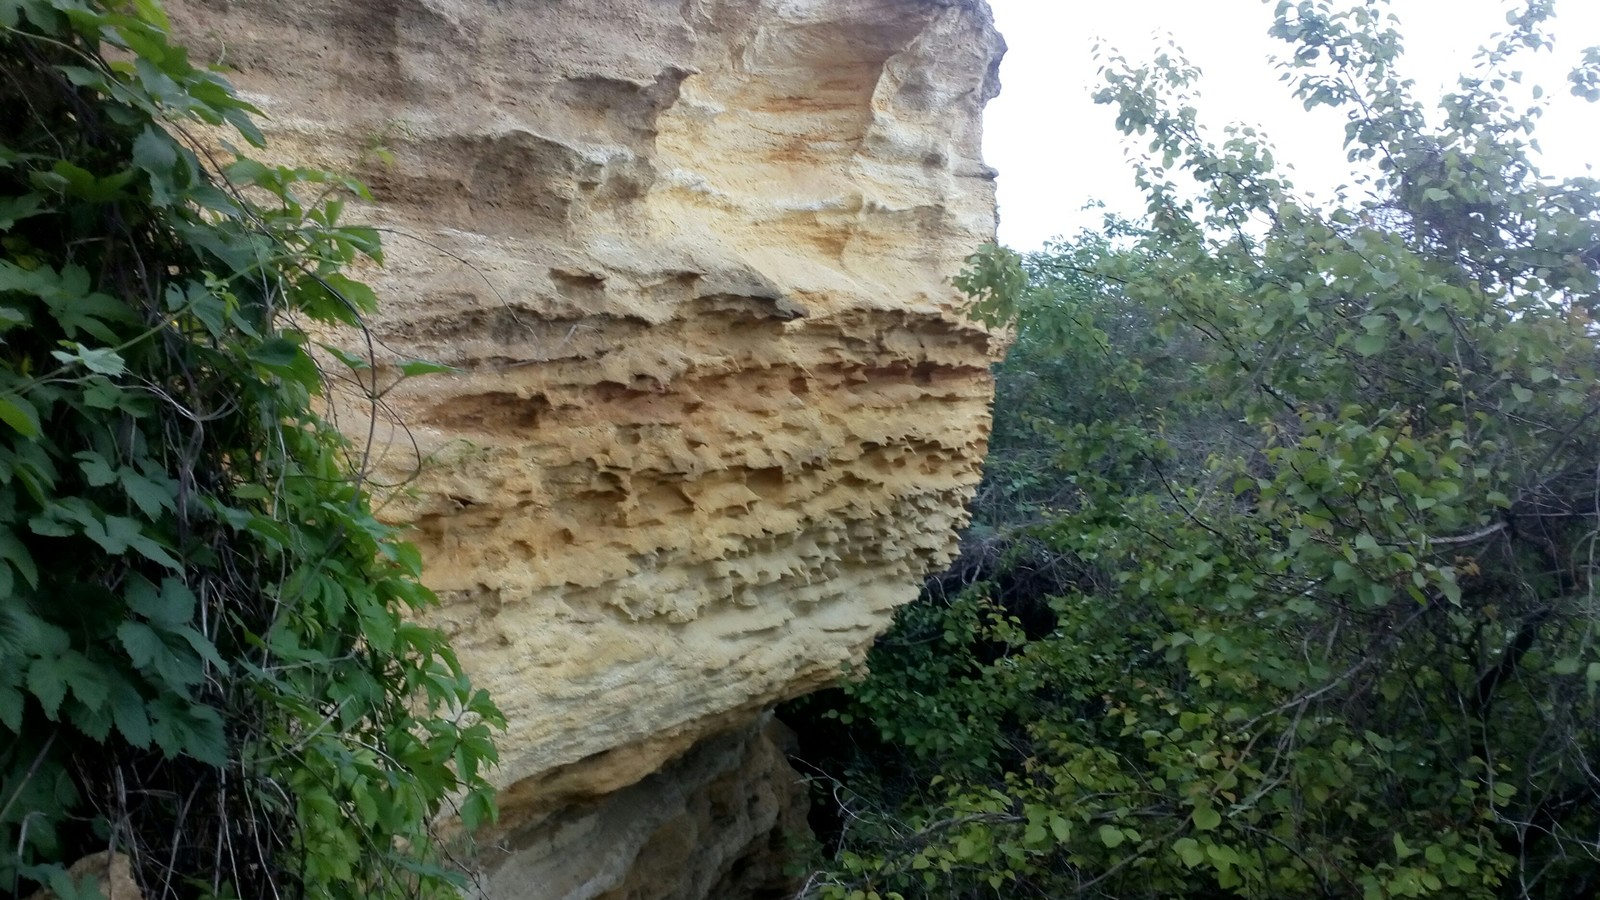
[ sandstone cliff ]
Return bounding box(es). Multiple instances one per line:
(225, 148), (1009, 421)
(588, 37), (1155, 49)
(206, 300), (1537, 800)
(168, 1), (1004, 895)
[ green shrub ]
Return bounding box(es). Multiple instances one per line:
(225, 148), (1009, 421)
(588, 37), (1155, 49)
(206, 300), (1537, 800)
(796, 2), (1600, 897)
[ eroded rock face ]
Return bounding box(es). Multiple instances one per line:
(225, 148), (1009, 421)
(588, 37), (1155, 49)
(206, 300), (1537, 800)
(484, 716), (809, 900)
(169, 0), (1003, 893)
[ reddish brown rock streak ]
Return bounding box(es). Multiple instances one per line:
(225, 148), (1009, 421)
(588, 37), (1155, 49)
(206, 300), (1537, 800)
(170, 0), (1003, 894)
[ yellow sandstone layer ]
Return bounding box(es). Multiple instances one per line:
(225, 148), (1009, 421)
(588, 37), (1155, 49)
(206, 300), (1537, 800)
(169, 0), (1003, 893)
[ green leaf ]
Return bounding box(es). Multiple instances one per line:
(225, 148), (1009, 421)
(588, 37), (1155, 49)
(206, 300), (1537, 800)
(122, 470), (177, 519)
(1174, 837), (1205, 868)
(0, 303), (25, 332)
(126, 576), (196, 627)
(244, 514), (292, 548)
(117, 620), (166, 671)
(1098, 824), (1125, 848)
(132, 0), (172, 29)
(82, 378), (127, 410)
(0, 193), (44, 230)
(252, 336), (305, 369)
(459, 790), (495, 832)
(251, 335), (321, 388)
(223, 105), (266, 148)
(75, 451), (117, 487)
(132, 125), (181, 205)
(0, 526), (39, 589)
(60, 652), (109, 712)
(321, 343), (373, 371)
(50, 344), (126, 376)
(1352, 332), (1385, 356)
(1192, 806), (1222, 831)
(0, 681), (23, 732)
(359, 603), (398, 653)
(27, 655), (68, 719)
(176, 626), (228, 674)
(149, 695), (227, 765)
(317, 273), (380, 315)
(0, 392), (42, 438)
(110, 680), (151, 747)
(28, 511), (74, 537)
(397, 358), (458, 378)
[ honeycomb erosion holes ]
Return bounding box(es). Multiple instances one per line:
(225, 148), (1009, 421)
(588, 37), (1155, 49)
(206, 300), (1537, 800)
(165, 1), (1006, 895)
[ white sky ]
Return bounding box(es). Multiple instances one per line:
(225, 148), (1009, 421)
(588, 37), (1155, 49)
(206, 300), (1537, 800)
(984, 0), (1600, 250)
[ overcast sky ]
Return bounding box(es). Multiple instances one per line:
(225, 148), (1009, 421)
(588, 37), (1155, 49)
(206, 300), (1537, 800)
(983, 0), (1600, 250)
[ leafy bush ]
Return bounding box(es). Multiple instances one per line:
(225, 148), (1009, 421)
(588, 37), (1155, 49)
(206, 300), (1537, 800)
(794, 2), (1600, 897)
(962, 218), (1238, 528)
(0, 2), (501, 898)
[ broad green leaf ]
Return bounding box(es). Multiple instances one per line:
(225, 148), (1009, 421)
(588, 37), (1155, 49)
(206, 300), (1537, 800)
(176, 626), (228, 674)
(110, 680), (151, 747)
(27, 655), (68, 719)
(1353, 332), (1385, 356)
(321, 343), (373, 371)
(0, 193), (44, 230)
(317, 273), (380, 315)
(122, 470), (176, 519)
(1174, 837), (1205, 868)
(126, 576), (196, 627)
(74, 451), (117, 487)
(397, 358), (459, 378)
(50, 344), (126, 376)
(0, 526), (38, 589)
(117, 620), (166, 671)
(59, 652), (109, 712)
(0, 682), (23, 732)
(0, 392), (41, 438)
(132, 125), (180, 205)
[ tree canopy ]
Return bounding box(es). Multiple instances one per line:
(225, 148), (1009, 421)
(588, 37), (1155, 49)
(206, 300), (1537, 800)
(793, 1), (1600, 897)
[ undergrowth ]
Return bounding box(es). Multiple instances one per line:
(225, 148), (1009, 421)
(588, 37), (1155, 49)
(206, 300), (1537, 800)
(0, 2), (502, 898)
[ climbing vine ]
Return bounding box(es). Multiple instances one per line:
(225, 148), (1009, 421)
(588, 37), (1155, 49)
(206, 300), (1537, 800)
(0, 1), (502, 898)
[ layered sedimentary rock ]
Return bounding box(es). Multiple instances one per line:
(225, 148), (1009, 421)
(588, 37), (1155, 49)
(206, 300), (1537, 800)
(169, 0), (1003, 894)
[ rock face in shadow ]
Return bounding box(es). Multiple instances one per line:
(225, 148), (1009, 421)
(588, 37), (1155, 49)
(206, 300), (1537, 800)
(167, 0), (1004, 895)
(486, 716), (809, 900)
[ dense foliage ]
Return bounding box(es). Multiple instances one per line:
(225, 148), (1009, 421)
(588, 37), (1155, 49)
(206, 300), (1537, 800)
(0, 2), (500, 898)
(793, 1), (1600, 897)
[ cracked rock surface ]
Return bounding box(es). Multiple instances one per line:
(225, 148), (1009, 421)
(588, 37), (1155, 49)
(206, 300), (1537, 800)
(170, 1), (1004, 895)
